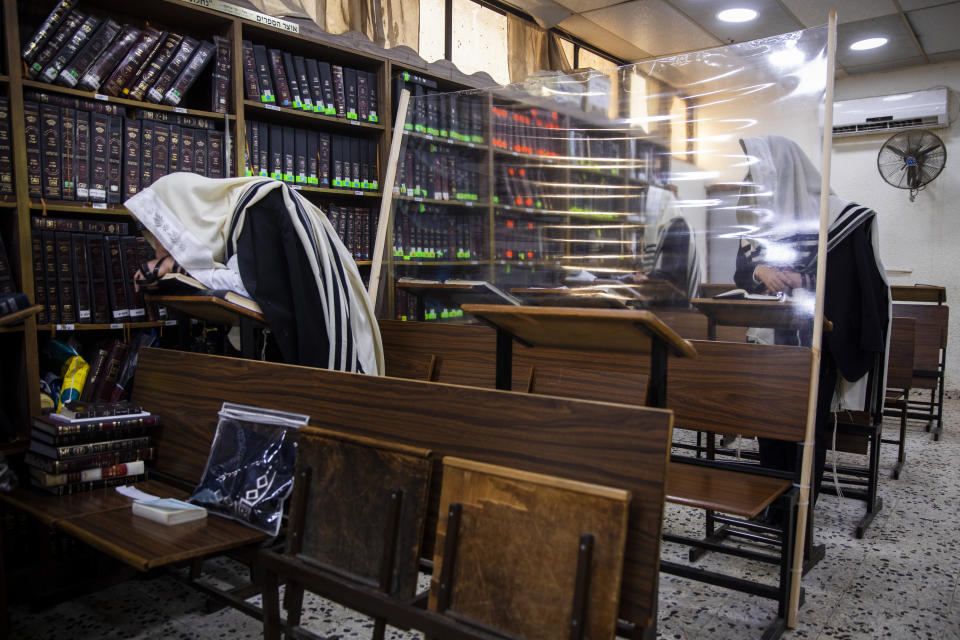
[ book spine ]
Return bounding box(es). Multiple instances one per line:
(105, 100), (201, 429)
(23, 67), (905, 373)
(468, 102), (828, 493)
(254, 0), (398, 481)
(282, 126), (295, 183)
(268, 124), (282, 180)
(305, 58), (323, 113)
(120, 29), (170, 97)
(86, 234), (110, 323)
(350, 138), (361, 189)
(306, 130), (318, 185)
(27, 10), (85, 80)
(146, 36), (198, 103)
(211, 35), (232, 114)
(33, 473), (145, 495)
(40, 423), (150, 446)
(194, 129), (208, 177)
(169, 125), (181, 173)
(26, 448), (154, 475)
(127, 33), (182, 101)
(163, 40), (216, 107)
(55, 232), (76, 322)
(22, 0), (79, 64)
(91, 340), (128, 402)
(246, 121), (256, 176)
(80, 347), (108, 401)
(318, 62), (335, 116)
(331, 135), (343, 189)
(267, 49), (292, 107)
(41, 230), (60, 323)
(0, 98), (11, 196)
(33, 460), (146, 486)
(105, 236), (129, 321)
(70, 232), (91, 322)
(152, 123), (170, 183)
(332, 65), (346, 117)
(107, 116), (123, 203)
(208, 131), (224, 179)
(140, 121), (154, 189)
(282, 52), (302, 108)
(89, 113), (109, 203)
(295, 128), (307, 184)
(180, 127), (195, 174)
(252, 45), (275, 103)
(241, 41), (260, 101)
(24, 102), (44, 198)
(31, 230), (47, 323)
(122, 119), (141, 199)
(367, 71), (379, 123)
(78, 26), (140, 92)
(101, 27), (164, 97)
(57, 19), (122, 88)
(319, 133), (331, 188)
(357, 71), (369, 122)
(41, 105), (62, 200)
(75, 111), (90, 199)
(120, 236), (145, 320)
(24, 90), (121, 117)
(257, 123), (269, 178)
(293, 55), (312, 112)
(39, 14), (102, 84)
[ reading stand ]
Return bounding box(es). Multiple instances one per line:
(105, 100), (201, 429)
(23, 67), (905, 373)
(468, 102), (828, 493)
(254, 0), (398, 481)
(394, 282), (518, 321)
(509, 288), (630, 309)
(890, 285), (946, 304)
(147, 295), (268, 358)
(690, 298), (831, 340)
(460, 304), (697, 408)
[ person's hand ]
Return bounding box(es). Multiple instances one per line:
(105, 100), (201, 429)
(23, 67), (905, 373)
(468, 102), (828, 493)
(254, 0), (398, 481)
(134, 255), (177, 293)
(780, 268), (803, 290)
(754, 265), (795, 294)
(624, 272), (649, 283)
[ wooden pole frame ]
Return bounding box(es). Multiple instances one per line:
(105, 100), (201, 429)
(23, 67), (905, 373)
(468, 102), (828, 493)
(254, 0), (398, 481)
(367, 88), (411, 308)
(787, 11), (837, 627)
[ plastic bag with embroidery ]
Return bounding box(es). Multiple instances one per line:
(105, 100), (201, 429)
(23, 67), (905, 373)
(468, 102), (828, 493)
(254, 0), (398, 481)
(189, 402), (308, 536)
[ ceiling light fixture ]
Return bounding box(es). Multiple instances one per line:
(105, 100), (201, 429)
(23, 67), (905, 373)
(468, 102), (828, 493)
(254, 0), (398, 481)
(850, 37), (888, 51)
(717, 8), (758, 23)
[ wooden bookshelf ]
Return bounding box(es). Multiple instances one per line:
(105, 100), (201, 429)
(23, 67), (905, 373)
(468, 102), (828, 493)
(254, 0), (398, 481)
(405, 129), (489, 151)
(245, 99), (383, 132)
(395, 195), (487, 208)
(0, 198), (17, 208)
(0, 305), (42, 327)
(36, 320), (175, 332)
(294, 185), (382, 198)
(0, 74), (8, 85)
(29, 200), (132, 216)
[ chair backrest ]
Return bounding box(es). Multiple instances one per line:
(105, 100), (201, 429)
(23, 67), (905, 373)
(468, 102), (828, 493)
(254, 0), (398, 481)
(430, 457), (630, 640)
(384, 350), (436, 381)
(892, 303), (949, 364)
(287, 428), (432, 598)
(886, 317), (916, 391)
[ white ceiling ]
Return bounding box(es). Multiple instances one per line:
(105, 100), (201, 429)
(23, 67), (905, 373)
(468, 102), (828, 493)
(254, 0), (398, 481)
(506, 0), (960, 74)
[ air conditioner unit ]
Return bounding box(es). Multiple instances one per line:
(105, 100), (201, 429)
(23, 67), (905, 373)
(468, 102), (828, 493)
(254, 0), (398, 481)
(832, 88), (948, 137)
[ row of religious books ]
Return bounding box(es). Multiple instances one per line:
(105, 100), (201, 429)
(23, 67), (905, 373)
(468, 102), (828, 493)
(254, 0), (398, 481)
(244, 120), (379, 192)
(393, 204), (487, 262)
(395, 144), (485, 203)
(395, 71), (485, 144)
(31, 216), (163, 326)
(26, 400), (156, 495)
(242, 40), (378, 123)
(325, 204), (378, 262)
(0, 98), (11, 196)
(23, 1), (227, 111)
(24, 92), (226, 203)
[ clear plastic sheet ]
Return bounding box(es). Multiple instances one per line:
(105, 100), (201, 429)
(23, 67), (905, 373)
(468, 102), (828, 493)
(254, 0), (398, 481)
(384, 27), (830, 338)
(190, 402), (309, 536)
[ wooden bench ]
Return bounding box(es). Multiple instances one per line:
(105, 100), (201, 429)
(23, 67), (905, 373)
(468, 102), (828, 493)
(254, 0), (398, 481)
(131, 347), (674, 639)
(883, 317), (916, 480)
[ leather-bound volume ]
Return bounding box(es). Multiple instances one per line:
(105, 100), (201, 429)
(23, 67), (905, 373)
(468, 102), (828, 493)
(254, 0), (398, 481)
(357, 71), (369, 122)
(41, 105), (62, 200)
(75, 111), (90, 199)
(58, 19), (122, 88)
(61, 108), (77, 200)
(152, 123), (170, 183)
(120, 236), (145, 320)
(253, 45), (275, 103)
(104, 235), (129, 320)
(293, 55), (312, 112)
(0, 98), (13, 196)
(331, 135), (344, 188)
(126, 32), (182, 100)
(40, 14), (101, 84)
(305, 58), (324, 113)
(146, 36), (198, 103)
(368, 140), (379, 190)
(211, 35), (232, 114)
(107, 116), (123, 203)
(86, 234), (110, 323)
(163, 40), (215, 107)
(282, 126), (295, 183)
(242, 41), (260, 101)
(55, 232), (76, 323)
(91, 340), (129, 402)
(268, 49), (292, 107)
(24, 102), (44, 198)
(317, 62), (335, 116)
(24, 90), (122, 116)
(366, 71), (379, 123)
(257, 122), (269, 178)
(359, 139), (370, 190)
(268, 124), (283, 180)
(22, 0), (79, 64)
(306, 131), (318, 185)
(42, 230), (60, 323)
(194, 129), (209, 177)
(27, 10), (85, 80)
(248, 121), (259, 177)
(122, 119), (141, 199)
(120, 30), (170, 97)
(180, 127), (195, 174)
(89, 113), (109, 203)
(80, 348), (109, 401)
(295, 128), (307, 184)
(78, 26), (140, 92)
(208, 131), (225, 179)
(319, 132), (331, 188)
(169, 125), (181, 173)
(350, 137), (361, 189)
(140, 121), (154, 189)
(282, 52), (302, 109)
(70, 233), (92, 323)
(332, 65), (346, 117)
(101, 27), (164, 96)
(31, 230), (47, 324)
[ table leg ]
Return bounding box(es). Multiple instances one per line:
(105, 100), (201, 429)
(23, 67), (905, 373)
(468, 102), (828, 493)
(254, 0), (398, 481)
(495, 328), (513, 391)
(240, 317), (255, 359)
(646, 339), (668, 408)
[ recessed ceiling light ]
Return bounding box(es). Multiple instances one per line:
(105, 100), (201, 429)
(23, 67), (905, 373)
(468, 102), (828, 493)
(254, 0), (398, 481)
(850, 37), (888, 51)
(717, 8), (758, 23)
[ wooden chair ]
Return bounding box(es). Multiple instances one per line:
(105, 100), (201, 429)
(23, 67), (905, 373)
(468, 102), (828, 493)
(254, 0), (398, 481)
(429, 457), (631, 640)
(883, 317), (916, 479)
(260, 429), (433, 640)
(888, 303), (949, 440)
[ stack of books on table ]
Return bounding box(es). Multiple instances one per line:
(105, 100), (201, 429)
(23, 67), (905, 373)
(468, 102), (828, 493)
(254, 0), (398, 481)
(25, 400), (157, 495)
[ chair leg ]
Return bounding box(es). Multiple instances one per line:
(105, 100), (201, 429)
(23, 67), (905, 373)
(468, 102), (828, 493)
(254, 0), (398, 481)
(261, 567), (282, 640)
(891, 391), (908, 480)
(284, 581), (306, 632)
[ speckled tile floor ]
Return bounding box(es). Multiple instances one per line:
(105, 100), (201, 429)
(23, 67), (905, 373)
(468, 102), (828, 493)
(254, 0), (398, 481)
(8, 394), (960, 639)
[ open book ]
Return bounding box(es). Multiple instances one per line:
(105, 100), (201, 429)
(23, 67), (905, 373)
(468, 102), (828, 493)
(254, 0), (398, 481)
(712, 288), (783, 301)
(156, 273), (262, 314)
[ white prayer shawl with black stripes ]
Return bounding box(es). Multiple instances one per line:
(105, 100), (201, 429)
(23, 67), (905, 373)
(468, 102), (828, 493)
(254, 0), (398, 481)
(125, 174), (384, 375)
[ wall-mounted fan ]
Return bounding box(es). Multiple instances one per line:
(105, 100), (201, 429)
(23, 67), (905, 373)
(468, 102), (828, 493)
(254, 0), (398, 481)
(877, 130), (947, 202)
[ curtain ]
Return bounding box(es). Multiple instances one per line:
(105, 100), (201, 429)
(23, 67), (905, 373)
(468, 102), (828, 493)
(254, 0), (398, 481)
(506, 14), (571, 83)
(248, 0), (418, 49)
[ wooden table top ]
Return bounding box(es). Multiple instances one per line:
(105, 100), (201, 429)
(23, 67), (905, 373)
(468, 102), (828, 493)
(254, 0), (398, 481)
(510, 288), (629, 309)
(891, 285), (946, 304)
(147, 295), (268, 327)
(460, 304), (698, 358)
(691, 298), (817, 330)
